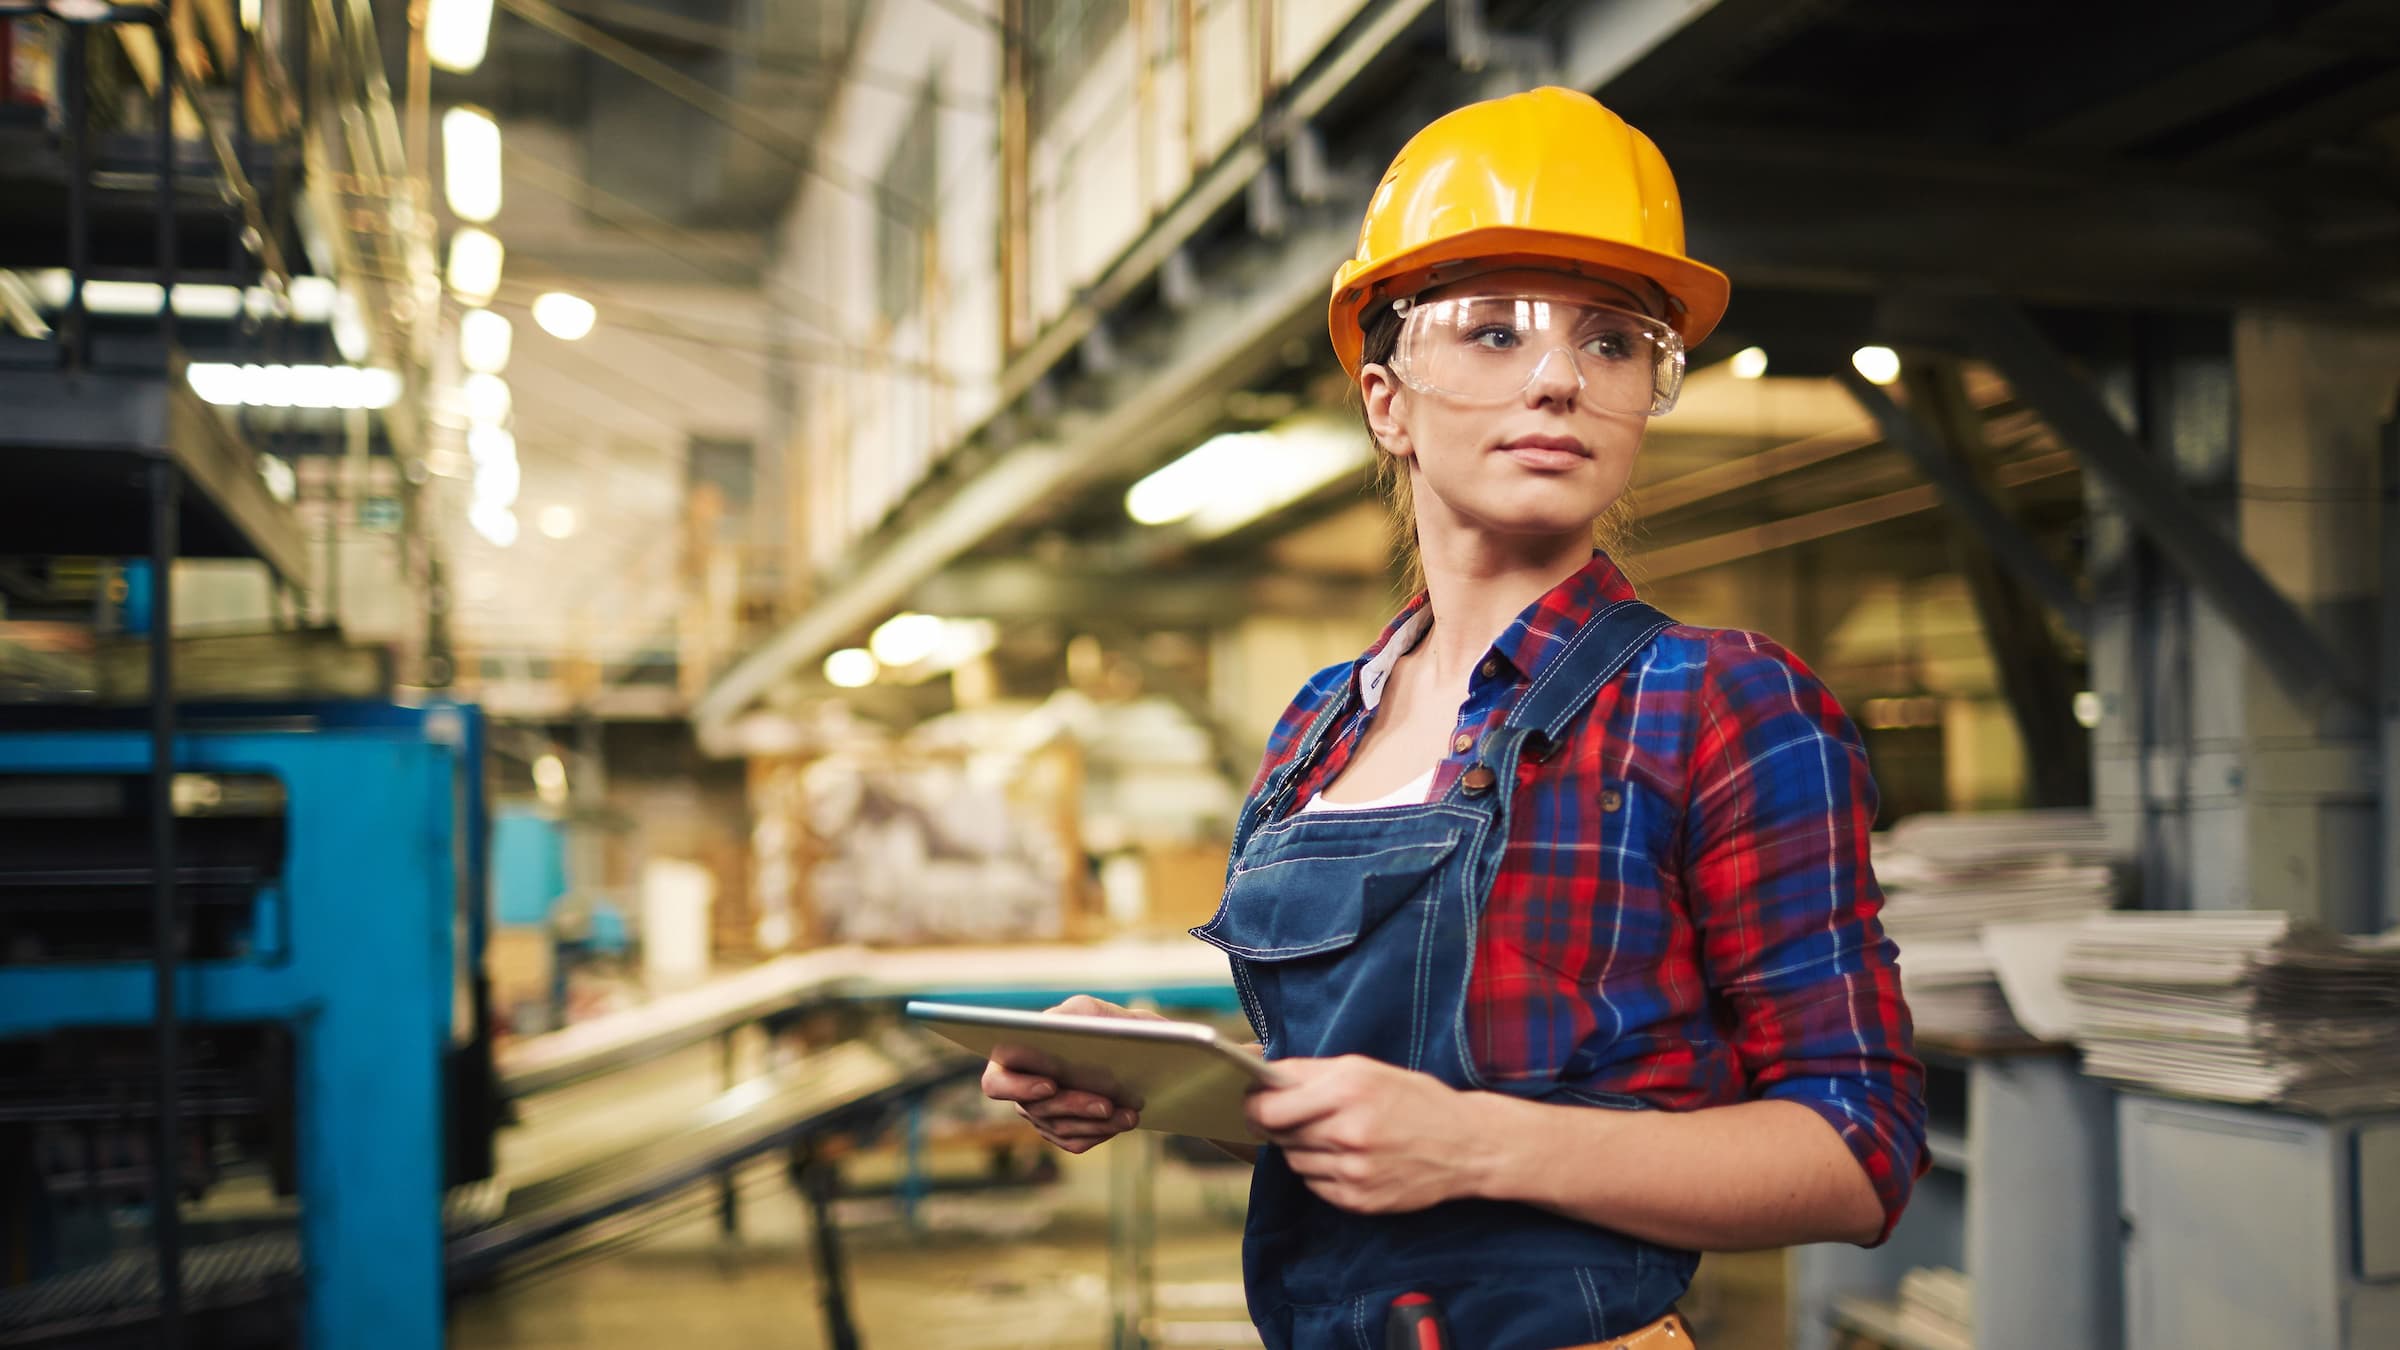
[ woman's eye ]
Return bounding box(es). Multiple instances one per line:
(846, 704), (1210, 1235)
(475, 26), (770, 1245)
(1464, 325), (1520, 351)
(1580, 329), (1636, 360)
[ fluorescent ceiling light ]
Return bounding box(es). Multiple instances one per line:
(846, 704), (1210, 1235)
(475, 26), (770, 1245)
(459, 306), (512, 374)
(330, 286), (369, 363)
(282, 276), (337, 322)
(1125, 418), (1372, 538)
(822, 648), (878, 689)
(446, 227), (504, 306)
(186, 363), (401, 410)
(1851, 345), (1902, 386)
(468, 499), (518, 547)
(426, 0), (494, 74)
(461, 371), (511, 425)
(868, 612), (946, 668)
(1729, 346), (1769, 380)
(473, 451), (520, 510)
(532, 752), (568, 805)
(467, 423), (515, 466)
(536, 503), (578, 539)
(442, 106), (502, 223)
(531, 291), (596, 340)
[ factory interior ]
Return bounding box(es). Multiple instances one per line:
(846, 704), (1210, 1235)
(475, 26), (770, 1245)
(3, 0), (2400, 1346)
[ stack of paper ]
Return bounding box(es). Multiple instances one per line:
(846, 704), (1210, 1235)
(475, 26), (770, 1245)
(2065, 912), (2400, 1112)
(1873, 811), (2120, 1038)
(1896, 1267), (1973, 1350)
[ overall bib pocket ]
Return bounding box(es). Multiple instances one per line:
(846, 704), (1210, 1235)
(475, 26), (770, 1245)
(1194, 834), (1458, 1069)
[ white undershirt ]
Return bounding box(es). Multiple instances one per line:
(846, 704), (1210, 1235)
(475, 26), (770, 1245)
(1300, 608), (1440, 813)
(1302, 767), (1437, 813)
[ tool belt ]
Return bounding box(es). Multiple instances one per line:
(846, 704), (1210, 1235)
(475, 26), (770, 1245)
(1555, 1309), (1694, 1349)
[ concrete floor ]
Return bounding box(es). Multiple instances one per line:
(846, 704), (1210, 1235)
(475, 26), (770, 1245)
(451, 1038), (1788, 1348)
(449, 1149), (1788, 1348)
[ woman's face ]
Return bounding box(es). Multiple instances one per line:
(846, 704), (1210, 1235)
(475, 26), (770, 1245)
(1361, 267), (1654, 550)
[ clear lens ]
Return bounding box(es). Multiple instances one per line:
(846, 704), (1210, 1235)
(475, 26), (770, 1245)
(1391, 295), (1685, 415)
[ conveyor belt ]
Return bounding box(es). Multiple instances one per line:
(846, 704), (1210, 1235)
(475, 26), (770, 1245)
(495, 939), (1241, 1098)
(449, 1033), (978, 1281)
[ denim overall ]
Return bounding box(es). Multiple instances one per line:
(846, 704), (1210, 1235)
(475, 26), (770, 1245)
(1194, 599), (1699, 1350)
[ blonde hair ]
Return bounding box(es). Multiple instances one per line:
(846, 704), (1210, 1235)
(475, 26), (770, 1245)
(1355, 303), (1642, 596)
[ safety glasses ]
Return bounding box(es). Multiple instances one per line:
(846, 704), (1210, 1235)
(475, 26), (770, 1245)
(1388, 295), (1686, 416)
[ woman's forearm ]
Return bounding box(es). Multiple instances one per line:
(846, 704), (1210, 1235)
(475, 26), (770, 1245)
(1464, 1094), (1884, 1250)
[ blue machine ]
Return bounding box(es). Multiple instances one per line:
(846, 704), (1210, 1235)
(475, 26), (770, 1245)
(0, 702), (488, 1349)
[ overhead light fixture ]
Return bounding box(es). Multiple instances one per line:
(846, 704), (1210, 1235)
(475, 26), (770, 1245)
(1124, 417), (1371, 537)
(532, 752), (569, 806)
(473, 452), (520, 510)
(330, 286), (370, 363)
(441, 106), (502, 223)
(822, 648), (878, 689)
(536, 503), (578, 539)
(461, 371), (511, 425)
(1729, 346), (1769, 380)
(24, 271), (350, 324)
(868, 612), (946, 668)
(532, 291), (596, 341)
(446, 227), (504, 306)
(426, 0), (495, 74)
(1851, 345), (1902, 386)
(186, 363), (402, 410)
(469, 499), (518, 547)
(467, 423), (515, 465)
(459, 306), (512, 374)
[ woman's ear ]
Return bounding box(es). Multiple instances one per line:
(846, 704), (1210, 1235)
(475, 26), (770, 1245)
(1360, 364), (1414, 462)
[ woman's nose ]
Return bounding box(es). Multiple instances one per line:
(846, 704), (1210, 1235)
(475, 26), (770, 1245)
(1521, 345), (1584, 408)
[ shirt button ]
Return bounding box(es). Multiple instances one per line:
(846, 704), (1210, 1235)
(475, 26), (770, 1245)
(1461, 765), (1497, 795)
(1451, 732), (1476, 754)
(1479, 658), (1499, 679)
(1600, 788), (1624, 812)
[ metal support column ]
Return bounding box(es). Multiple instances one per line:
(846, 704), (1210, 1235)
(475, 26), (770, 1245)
(1953, 299), (2369, 717)
(61, 23), (90, 371)
(716, 1028), (740, 1239)
(2382, 396), (2399, 931)
(1107, 1125), (1159, 1350)
(147, 456), (183, 1350)
(793, 1150), (861, 1350)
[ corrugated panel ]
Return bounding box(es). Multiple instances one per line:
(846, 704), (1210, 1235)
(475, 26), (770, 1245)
(1273, 0), (1374, 85)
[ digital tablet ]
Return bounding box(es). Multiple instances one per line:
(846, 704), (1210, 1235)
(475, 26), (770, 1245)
(905, 1001), (1288, 1142)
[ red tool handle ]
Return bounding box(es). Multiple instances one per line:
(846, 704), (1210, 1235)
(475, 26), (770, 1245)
(1385, 1291), (1454, 1350)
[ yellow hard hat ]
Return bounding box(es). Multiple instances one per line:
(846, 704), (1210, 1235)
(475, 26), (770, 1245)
(1328, 86), (1730, 380)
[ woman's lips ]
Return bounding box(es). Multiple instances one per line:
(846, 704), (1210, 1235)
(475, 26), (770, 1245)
(1495, 436), (1590, 471)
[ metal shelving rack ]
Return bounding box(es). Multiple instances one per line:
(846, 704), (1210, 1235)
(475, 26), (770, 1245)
(0, 3), (306, 1342)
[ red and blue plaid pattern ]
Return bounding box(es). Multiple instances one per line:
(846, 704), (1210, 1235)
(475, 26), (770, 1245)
(1248, 552), (1927, 1239)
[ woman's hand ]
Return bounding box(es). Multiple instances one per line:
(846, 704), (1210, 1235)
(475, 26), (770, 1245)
(979, 995), (1164, 1155)
(1243, 1055), (1494, 1214)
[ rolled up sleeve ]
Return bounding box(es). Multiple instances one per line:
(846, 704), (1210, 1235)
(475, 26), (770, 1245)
(1682, 633), (1927, 1243)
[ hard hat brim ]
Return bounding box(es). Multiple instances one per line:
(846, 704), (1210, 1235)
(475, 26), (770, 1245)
(1329, 226), (1731, 380)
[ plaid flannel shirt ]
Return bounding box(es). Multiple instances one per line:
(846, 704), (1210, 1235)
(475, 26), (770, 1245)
(1245, 552), (1927, 1239)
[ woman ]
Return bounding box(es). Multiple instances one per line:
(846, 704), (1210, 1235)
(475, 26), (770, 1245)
(984, 87), (1925, 1349)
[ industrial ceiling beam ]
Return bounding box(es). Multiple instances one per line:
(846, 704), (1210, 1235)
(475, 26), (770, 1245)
(1664, 130), (2400, 317)
(690, 205), (1347, 750)
(1839, 368), (2090, 637)
(1640, 451), (2079, 581)
(914, 559), (1385, 629)
(1951, 299), (2372, 717)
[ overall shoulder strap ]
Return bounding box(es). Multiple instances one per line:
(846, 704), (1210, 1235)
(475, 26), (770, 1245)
(1506, 599), (1676, 743)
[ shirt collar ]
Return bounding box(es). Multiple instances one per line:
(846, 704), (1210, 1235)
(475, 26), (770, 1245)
(1349, 551), (1639, 703)
(1487, 550), (1641, 680)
